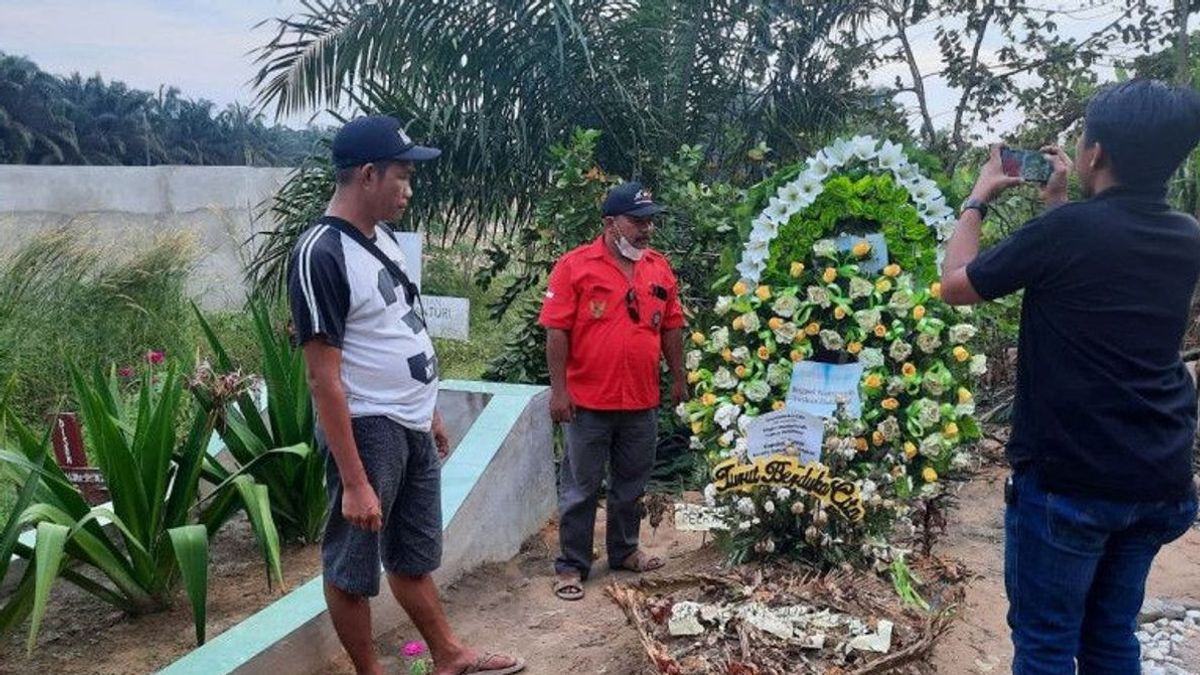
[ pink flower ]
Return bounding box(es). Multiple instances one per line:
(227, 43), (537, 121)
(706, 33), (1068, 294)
(146, 350), (165, 365)
(118, 367), (135, 378)
(402, 641), (426, 657)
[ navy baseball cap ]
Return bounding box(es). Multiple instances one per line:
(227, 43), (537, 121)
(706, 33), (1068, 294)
(602, 181), (664, 217)
(331, 115), (441, 168)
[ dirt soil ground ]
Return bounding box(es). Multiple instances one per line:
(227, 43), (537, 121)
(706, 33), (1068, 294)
(332, 461), (1200, 675)
(0, 516), (323, 675)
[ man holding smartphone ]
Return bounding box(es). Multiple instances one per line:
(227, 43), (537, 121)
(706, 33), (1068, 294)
(940, 80), (1200, 673)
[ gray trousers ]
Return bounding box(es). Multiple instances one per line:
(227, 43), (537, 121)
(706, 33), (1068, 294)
(555, 408), (657, 578)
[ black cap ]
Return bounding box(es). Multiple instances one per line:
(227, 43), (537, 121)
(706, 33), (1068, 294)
(602, 181), (664, 217)
(331, 115), (441, 168)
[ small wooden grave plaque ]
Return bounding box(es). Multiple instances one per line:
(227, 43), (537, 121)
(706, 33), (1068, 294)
(51, 413), (108, 505)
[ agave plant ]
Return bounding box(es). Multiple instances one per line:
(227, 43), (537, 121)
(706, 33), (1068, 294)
(0, 365), (284, 652)
(192, 301), (325, 545)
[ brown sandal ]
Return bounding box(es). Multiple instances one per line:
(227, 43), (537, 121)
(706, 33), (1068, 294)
(456, 652), (525, 674)
(614, 550), (665, 573)
(553, 577), (584, 601)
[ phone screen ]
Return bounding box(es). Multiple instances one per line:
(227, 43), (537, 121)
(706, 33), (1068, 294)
(1000, 147), (1052, 184)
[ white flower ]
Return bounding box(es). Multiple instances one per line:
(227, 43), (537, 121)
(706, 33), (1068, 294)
(909, 178), (937, 202)
(776, 487), (792, 501)
(737, 414), (754, 436)
(878, 415), (901, 441)
(854, 308), (881, 332)
(888, 290), (915, 312)
(812, 238), (837, 257)
(760, 538), (776, 554)
(773, 322), (799, 345)
(859, 479), (878, 502)
(739, 521), (752, 531)
(819, 330), (844, 351)
(955, 402), (976, 417)
(710, 327), (730, 351)
(849, 276), (875, 299)
(739, 312), (760, 333)
(922, 376), (946, 397)
(772, 295), (801, 318)
(805, 153), (834, 181)
(807, 285), (832, 308)
(919, 432), (944, 457)
(858, 347), (884, 369)
(714, 402), (741, 429)
(736, 262), (761, 282)
(734, 437), (748, 458)
(714, 368), (738, 390)
(714, 296), (733, 316)
(763, 196), (794, 225)
(675, 403), (688, 422)
(690, 435), (704, 450)
(914, 399), (941, 428)
(704, 483), (718, 506)
(744, 380), (771, 403)
(766, 362), (792, 387)
(732, 346), (751, 363)
(969, 354), (988, 376)
(719, 430), (735, 448)
(763, 500), (776, 514)
(875, 140), (905, 170)
(889, 339), (913, 362)
(887, 376), (907, 396)
(916, 332), (942, 354)
(685, 350), (702, 370)
(949, 323), (978, 344)
(954, 305), (974, 316)
(825, 137), (853, 165)
(849, 135), (878, 161)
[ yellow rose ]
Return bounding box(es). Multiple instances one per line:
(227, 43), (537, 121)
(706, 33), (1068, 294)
(701, 393), (717, 406)
(687, 370), (701, 384)
(864, 373), (882, 389)
(875, 278), (892, 293)
(883, 263), (901, 278)
(904, 442), (918, 459)
(768, 317), (784, 330)
(847, 341), (862, 354)
(930, 282), (942, 299)
(912, 305), (926, 320)
(823, 267), (838, 284)
(733, 281), (748, 296)
(757, 346), (771, 360)
(732, 316), (745, 331)
(691, 421), (703, 434)
(953, 346), (970, 362)
(852, 240), (871, 257)
(873, 324), (887, 338)
(854, 437), (868, 452)
(772, 401), (786, 411)
(902, 362), (917, 378)
(755, 285), (772, 301)
(922, 467), (939, 483)
(790, 350), (803, 363)
(804, 322), (821, 336)
(789, 261), (805, 278)
(721, 348), (733, 362)
(872, 430), (885, 446)
(881, 397), (899, 410)
(834, 306), (847, 320)
(957, 387), (973, 404)
(732, 393), (746, 405)
(735, 365), (748, 378)
(691, 331), (706, 345)
(944, 422), (960, 437)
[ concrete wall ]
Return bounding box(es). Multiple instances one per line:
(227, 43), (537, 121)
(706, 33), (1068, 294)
(0, 165), (291, 310)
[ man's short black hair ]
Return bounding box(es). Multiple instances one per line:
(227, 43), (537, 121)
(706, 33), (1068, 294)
(334, 159), (407, 186)
(1084, 79), (1200, 189)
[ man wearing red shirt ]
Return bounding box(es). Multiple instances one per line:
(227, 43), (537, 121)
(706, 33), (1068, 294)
(541, 182), (688, 601)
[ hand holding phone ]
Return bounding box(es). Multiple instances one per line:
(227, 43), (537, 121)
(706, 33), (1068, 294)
(1000, 147), (1053, 184)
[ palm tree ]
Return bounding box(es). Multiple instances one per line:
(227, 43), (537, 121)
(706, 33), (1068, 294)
(247, 0), (876, 296)
(0, 53), (81, 164)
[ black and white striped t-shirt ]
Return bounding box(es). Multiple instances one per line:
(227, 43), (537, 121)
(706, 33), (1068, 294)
(287, 216), (438, 432)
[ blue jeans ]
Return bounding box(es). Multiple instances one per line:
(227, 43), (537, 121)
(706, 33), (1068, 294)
(1005, 470), (1198, 674)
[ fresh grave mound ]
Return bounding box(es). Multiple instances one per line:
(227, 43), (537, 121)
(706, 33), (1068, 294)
(607, 563), (963, 674)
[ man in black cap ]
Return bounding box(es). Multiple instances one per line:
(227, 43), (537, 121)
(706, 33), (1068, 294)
(288, 115), (523, 675)
(539, 181), (688, 601)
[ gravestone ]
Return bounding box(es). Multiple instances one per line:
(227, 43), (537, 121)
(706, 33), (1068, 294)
(396, 232), (471, 342)
(51, 413), (108, 504)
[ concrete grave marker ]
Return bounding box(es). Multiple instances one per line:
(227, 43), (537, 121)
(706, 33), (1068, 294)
(396, 231), (470, 341)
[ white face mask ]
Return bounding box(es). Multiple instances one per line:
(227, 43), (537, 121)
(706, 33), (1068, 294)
(616, 233), (646, 261)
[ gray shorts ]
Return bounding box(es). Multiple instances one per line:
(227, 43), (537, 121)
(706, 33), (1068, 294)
(317, 416), (443, 596)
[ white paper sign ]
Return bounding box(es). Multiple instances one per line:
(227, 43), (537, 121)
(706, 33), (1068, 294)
(787, 361), (865, 419)
(835, 232), (888, 274)
(422, 295), (470, 341)
(673, 503), (728, 531)
(394, 231), (423, 290)
(745, 409), (825, 463)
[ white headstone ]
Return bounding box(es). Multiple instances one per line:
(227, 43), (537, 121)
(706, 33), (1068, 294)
(422, 295), (470, 341)
(673, 503), (727, 531)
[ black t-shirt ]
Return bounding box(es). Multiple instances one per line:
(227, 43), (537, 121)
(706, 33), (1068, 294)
(967, 186), (1200, 502)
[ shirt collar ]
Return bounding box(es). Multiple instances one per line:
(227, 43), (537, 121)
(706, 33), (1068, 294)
(1092, 183), (1169, 202)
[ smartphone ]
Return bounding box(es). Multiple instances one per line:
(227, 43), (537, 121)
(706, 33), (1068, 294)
(1000, 147), (1052, 184)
